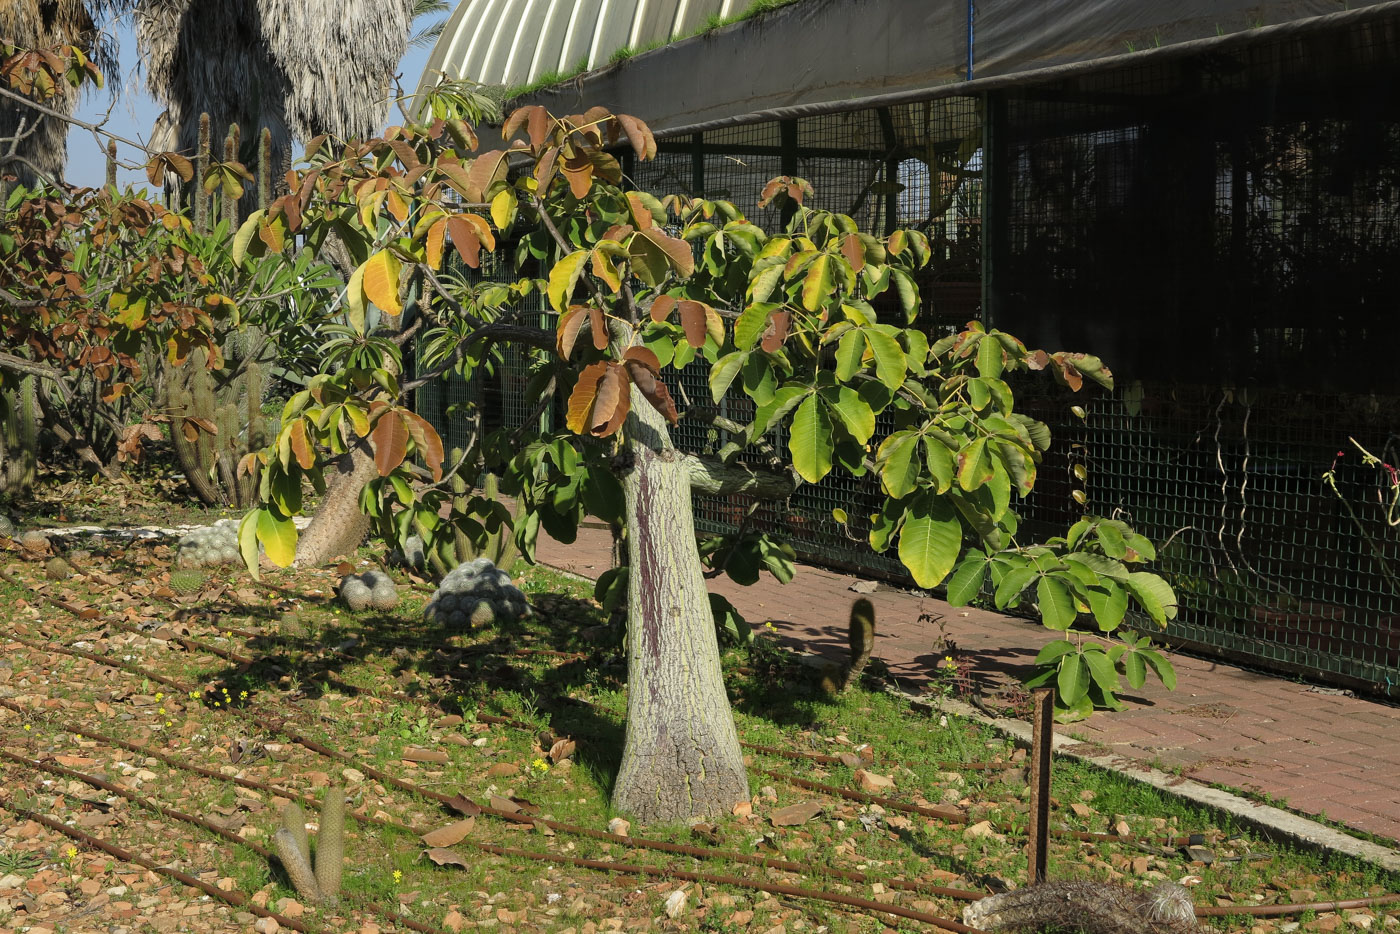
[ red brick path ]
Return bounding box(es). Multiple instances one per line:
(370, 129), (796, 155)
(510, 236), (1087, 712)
(537, 521), (1400, 844)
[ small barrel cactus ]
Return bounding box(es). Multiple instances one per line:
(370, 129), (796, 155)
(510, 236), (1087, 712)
(168, 568), (208, 595)
(423, 558), (531, 629)
(338, 570), (398, 612)
(44, 556), (72, 581)
(176, 519), (242, 568)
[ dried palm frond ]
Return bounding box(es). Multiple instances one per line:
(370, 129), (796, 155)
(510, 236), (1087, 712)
(258, 0), (413, 141)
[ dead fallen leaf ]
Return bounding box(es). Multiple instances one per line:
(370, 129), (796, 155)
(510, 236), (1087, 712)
(403, 747), (448, 764)
(486, 763), (519, 777)
(855, 769), (894, 792)
(420, 819), (475, 847)
(425, 847), (470, 868)
(769, 802), (823, 827)
(444, 795), (481, 817)
(838, 752), (869, 768)
(607, 817), (630, 837)
(548, 739), (576, 763)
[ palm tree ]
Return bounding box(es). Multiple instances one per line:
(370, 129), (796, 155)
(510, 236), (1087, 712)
(136, 0), (414, 172)
(0, 0), (129, 186)
(409, 0), (450, 52)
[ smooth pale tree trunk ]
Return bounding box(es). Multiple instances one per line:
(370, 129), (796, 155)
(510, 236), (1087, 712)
(295, 439), (375, 566)
(611, 385), (751, 823)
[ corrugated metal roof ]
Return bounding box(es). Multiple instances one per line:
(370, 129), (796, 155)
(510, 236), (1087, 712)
(417, 0), (743, 92)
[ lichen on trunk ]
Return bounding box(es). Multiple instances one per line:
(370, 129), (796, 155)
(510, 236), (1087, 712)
(611, 384), (750, 823)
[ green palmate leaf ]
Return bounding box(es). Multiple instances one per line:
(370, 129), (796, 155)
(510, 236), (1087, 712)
(835, 329), (865, 381)
(1123, 651), (1148, 689)
(956, 437), (994, 492)
(1037, 575), (1077, 630)
(1126, 572), (1178, 625)
(945, 554), (987, 606)
(1082, 648), (1120, 696)
(547, 249), (590, 312)
(1087, 579), (1129, 631)
(898, 495), (961, 588)
(709, 351), (747, 403)
(736, 302), (778, 350)
(788, 394), (833, 482)
(994, 563), (1038, 608)
(864, 328), (907, 390)
(1064, 551), (1129, 581)
(877, 431), (920, 499)
(1057, 654), (1089, 706)
(751, 385), (807, 442)
(889, 266), (919, 322)
(344, 260), (367, 334)
(238, 510), (262, 580)
(977, 332), (1004, 378)
(924, 438), (954, 493)
(824, 386), (875, 445)
(1139, 648), (1177, 690)
(257, 509), (297, 568)
(1035, 638), (1077, 665)
(232, 209), (266, 264)
(1096, 521), (1127, 559)
(801, 253), (836, 312)
(985, 457), (1011, 520)
(748, 264), (783, 302)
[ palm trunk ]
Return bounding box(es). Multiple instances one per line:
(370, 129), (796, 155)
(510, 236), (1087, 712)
(611, 384), (750, 823)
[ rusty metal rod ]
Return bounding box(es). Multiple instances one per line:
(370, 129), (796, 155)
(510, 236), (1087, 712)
(1027, 687), (1053, 884)
(0, 798), (310, 933)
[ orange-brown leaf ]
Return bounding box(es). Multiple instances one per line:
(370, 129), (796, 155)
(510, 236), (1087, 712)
(425, 217), (447, 270)
(565, 362), (607, 435)
(761, 310), (792, 353)
(622, 355), (678, 425)
(557, 306), (587, 360)
(649, 294), (677, 323)
(402, 410), (446, 481)
(467, 150), (509, 201)
(288, 419), (315, 470)
(625, 192), (653, 230)
(528, 106), (551, 149)
(588, 306), (608, 351)
(615, 113), (657, 161)
(421, 818), (475, 848)
(446, 215), (481, 268)
(678, 300), (707, 348)
(371, 410), (410, 476)
(590, 363), (631, 437)
(841, 234), (865, 273)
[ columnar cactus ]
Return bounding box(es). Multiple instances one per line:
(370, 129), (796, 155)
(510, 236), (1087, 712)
(272, 790), (346, 907)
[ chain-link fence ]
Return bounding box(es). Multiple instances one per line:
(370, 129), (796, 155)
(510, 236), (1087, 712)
(417, 12), (1400, 696)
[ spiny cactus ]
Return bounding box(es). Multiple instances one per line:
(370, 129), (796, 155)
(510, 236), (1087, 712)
(0, 376), (37, 497)
(448, 464), (519, 573)
(278, 611), (308, 639)
(44, 556), (72, 581)
(314, 788), (344, 902)
(168, 568), (208, 595)
(273, 791), (346, 907)
(167, 351), (268, 509)
(339, 570), (398, 612)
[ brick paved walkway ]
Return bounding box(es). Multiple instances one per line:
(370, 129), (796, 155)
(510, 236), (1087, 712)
(537, 521), (1400, 844)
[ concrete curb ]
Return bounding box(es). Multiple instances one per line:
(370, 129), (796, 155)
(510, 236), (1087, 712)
(896, 690), (1400, 874)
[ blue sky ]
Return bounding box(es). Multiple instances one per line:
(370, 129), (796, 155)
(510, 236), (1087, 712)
(67, 17), (436, 189)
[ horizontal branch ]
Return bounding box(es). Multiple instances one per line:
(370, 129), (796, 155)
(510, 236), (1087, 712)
(682, 454), (797, 499)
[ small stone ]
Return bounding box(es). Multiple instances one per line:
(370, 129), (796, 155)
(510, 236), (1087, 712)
(607, 817), (630, 837)
(305, 771), (330, 787)
(1131, 857), (1149, 874)
(443, 911), (465, 932)
(1114, 820), (1131, 836)
(276, 897), (304, 918)
(0, 873), (25, 890)
(1070, 802), (1094, 818)
(1185, 845), (1215, 865)
(254, 918), (280, 934)
(963, 820), (998, 840)
(664, 890), (686, 919)
(342, 768), (365, 783)
(855, 770), (894, 792)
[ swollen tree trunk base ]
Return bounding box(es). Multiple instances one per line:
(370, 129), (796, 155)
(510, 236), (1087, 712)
(612, 387), (750, 824)
(295, 441), (375, 567)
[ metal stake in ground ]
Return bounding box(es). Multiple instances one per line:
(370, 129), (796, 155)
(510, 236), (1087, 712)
(1027, 687), (1054, 884)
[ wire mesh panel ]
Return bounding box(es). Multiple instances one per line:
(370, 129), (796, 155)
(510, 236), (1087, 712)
(989, 15), (1400, 694)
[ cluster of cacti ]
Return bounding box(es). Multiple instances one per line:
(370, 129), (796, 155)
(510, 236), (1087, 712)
(177, 519), (243, 567)
(422, 558), (530, 629)
(0, 515), (15, 538)
(388, 534), (426, 571)
(163, 120), (276, 509)
(272, 790), (345, 908)
(449, 467), (520, 572)
(0, 376), (38, 497)
(819, 599), (876, 695)
(338, 570), (398, 612)
(168, 568), (208, 594)
(167, 352), (269, 509)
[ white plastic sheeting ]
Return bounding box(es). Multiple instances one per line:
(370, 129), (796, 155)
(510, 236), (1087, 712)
(417, 0), (743, 94)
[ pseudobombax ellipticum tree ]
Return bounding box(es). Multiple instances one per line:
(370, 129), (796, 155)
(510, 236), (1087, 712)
(231, 101), (1178, 821)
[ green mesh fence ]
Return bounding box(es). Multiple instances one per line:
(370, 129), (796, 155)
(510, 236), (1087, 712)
(416, 13), (1400, 695)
